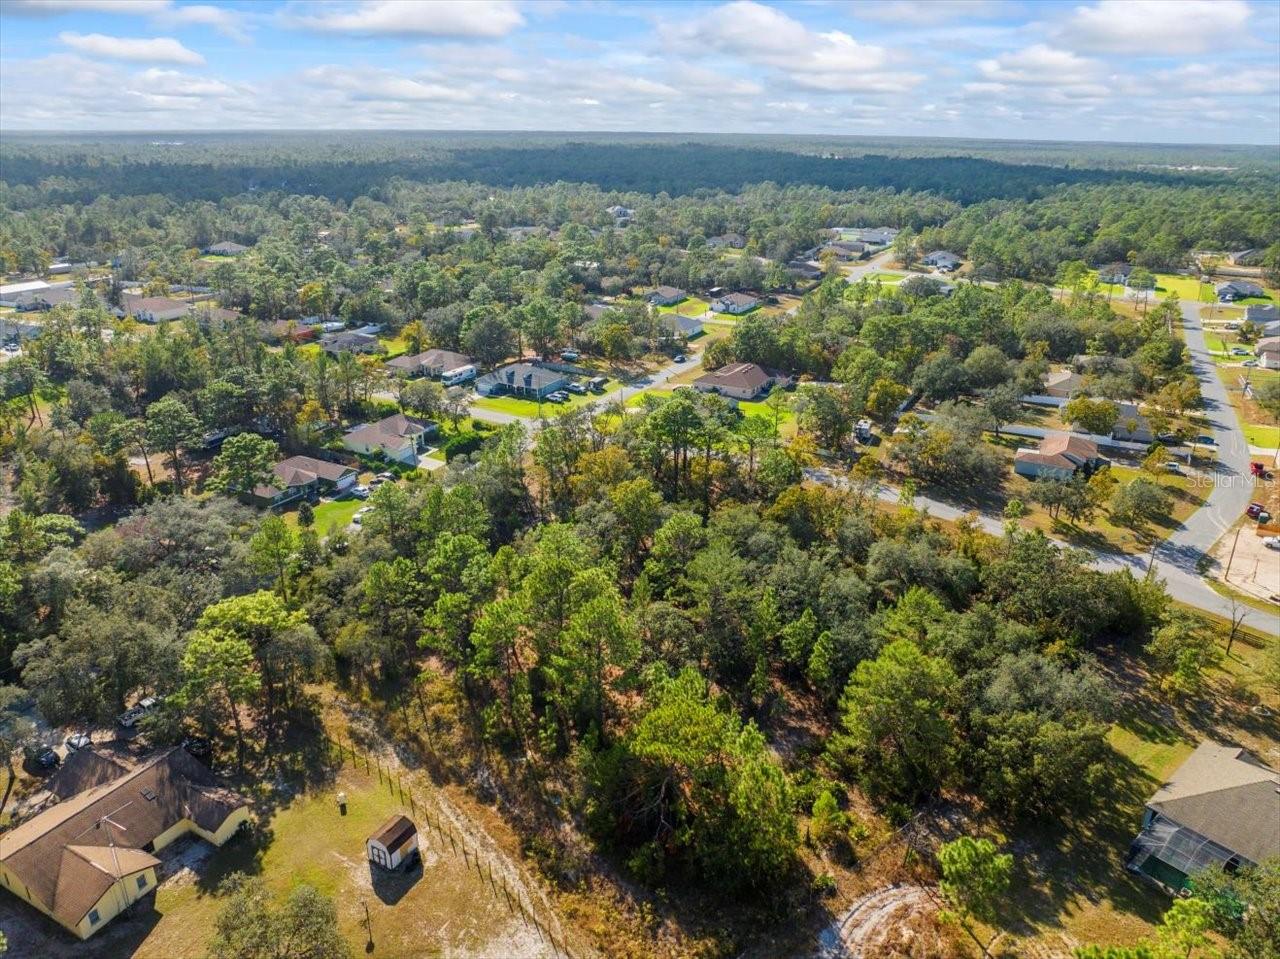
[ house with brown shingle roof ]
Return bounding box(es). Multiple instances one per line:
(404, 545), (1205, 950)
(0, 748), (249, 939)
(692, 362), (792, 401)
(343, 413), (437, 465)
(122, 294), (191, 324)
(1127, 741), (1280, 894)
(1013, 431), (1105, 480)
(384, 348), (473, 379)
(647, 286), (687, 307)
(251, 455), (358, 508)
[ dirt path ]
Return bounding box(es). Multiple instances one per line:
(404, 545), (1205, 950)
(331, 698), (586, 958)
(817, 884), (936, 958)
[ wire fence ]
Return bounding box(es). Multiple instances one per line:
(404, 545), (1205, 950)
(323, 734), (579, 959)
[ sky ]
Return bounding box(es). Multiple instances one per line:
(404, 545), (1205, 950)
(0, 0), (1278, 143)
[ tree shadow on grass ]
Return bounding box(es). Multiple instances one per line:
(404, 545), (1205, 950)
(999, 744), (1167, 938)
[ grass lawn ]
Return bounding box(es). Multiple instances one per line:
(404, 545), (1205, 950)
(135, 760), (538, 959)
(378, 333), (412, 358)
(1244, 422), (1280, 448)
(657, 297), (710, 317)
(862, 272), (905, 284)
(1003, 608), (1278, 952)
(279, 497), (363, 531)
(473, 379), (617, 417)
(1216, 365), (1280, 449)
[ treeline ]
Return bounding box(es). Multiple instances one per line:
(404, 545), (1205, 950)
(0, 138), (1243, 207)
(924, 180), (1280, 280)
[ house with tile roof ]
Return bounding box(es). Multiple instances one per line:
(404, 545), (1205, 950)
(0, 748), (248, 939)
(1127, 741), (1280, 894)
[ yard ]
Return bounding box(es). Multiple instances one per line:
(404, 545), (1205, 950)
(985, 434), (1212, 553)
(279, 496), (364, 531)
(1216, 365), (1280, 450)
(1004, 615), (1278, 953)
(657, 296), (710, 317)
(472, 377), (618, 418)
(1086, 270), (1278, 305)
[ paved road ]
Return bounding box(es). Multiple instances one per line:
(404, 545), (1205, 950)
(804, 466), (1277, 636)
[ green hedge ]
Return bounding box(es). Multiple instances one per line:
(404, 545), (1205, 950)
(443, 431), (485, 461)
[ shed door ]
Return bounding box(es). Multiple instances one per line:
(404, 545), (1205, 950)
(370, 843), (389, 867)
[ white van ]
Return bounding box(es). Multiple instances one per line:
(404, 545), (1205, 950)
(441, 364), (476, 386)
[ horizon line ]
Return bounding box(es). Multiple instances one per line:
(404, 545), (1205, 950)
(1, 129), (1278, 150)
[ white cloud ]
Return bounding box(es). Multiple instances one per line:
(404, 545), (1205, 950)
(664, 1), (922, 93)
(852, 1), (1013, 23)
(58, 31), (205, 64)
(134, 67), (234, 97)
(1155, 63), (1280, 97)
(303, 65), (475, 102)
(3, 0), (247, 39)
(1056, 0), (1254, 55)
(977, 43), (1102, 87)
(158, 4), (247, 40)
(288, 0), (525, 39)
(4, 0), (170, 13)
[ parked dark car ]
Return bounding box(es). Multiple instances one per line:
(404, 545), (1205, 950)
(182, 735), (213, 760)
(24, 743), (60, 771)
(1247, 502), (1265, 519)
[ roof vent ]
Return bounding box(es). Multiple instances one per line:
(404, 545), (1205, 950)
(141, 788), (157, 802)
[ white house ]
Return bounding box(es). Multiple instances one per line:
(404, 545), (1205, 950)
(1256, 337), (1280, 370)
(1216, 280), (1265, 302)
(709, 292), (759, 315)
(367, 814), (419, 871)
(343, 413), (437, 464)
(921, 250), (961, 272)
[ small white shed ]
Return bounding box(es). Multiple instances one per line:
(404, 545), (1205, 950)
(367, 814), (419, 870)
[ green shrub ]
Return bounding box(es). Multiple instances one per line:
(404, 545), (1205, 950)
(443, 431), (485, 461)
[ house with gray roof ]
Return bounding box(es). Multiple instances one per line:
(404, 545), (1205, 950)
(203, 241), (249, 256)
(1127, 741), (1280, 894)
(709, 292), (759, 315)
(1098, 262), (1133, 285)
(475, 362), (569, 399)
(1216, 279), (1266, 302)
(922, 250), (962, 272)
(707, 233), (746, 249)
(319, 331), (382, 355)
(647, 286), (687, 306)
(659, 313), (704, 340)
(848, 227), (898, 246)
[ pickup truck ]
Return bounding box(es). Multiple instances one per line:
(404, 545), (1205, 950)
(118, 695), (160, 728)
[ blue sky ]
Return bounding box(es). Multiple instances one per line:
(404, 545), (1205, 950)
(1, 1), (1277, 143)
